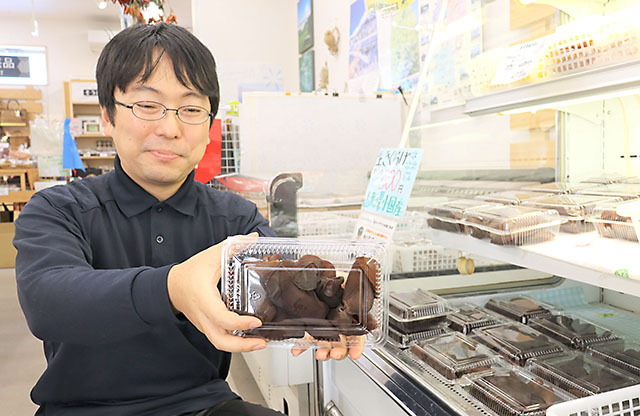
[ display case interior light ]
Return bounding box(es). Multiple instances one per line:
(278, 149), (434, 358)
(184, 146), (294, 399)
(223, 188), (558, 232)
(499, 87), (640, 115)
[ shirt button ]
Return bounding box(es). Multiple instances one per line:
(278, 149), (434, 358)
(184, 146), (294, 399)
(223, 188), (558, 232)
(156, 235), (164, 244)
(156, 207), (163, 213)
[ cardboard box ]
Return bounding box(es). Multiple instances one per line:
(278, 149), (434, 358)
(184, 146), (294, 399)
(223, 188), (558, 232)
(0, 222), (16, 268)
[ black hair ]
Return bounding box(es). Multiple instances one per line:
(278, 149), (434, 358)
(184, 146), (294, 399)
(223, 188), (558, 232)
(96, 22), (219, 126)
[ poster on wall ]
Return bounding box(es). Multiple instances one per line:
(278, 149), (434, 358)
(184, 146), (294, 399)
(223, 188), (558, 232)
(299, 49), (315, 92)
(348, 0), (379, 93)
(422, 0), (483, 107)
(0, 45), (47, 85)
(377, 0), (420, 92)
(298, 0), (314, 54)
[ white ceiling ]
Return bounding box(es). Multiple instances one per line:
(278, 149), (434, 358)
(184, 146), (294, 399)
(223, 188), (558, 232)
(0, 0), (191, 26)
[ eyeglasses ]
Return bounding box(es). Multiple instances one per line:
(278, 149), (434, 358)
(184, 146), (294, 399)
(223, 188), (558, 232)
(114, 100), (213, 125)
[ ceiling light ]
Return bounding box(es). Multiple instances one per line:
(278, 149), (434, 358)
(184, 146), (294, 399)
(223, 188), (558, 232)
(98, 1), (108, 10)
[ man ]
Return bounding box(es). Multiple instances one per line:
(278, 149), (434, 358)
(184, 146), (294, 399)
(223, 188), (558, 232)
(14, 23), (361, 416)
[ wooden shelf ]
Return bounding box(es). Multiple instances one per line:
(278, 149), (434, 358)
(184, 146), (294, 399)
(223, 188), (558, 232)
(71, 101), (100, 106)
(76, 134), (109, 139)
(0, 190), (36, 204)
(81, 156), (115, 160)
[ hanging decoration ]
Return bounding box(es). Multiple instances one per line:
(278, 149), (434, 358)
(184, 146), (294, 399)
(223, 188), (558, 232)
(110, 0), (177, 25)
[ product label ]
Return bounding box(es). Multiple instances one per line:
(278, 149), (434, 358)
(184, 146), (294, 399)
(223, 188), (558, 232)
(490, 38), (547, 86)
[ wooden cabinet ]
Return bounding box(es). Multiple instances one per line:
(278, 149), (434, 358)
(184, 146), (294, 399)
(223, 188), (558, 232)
(63, 80), (115, 172)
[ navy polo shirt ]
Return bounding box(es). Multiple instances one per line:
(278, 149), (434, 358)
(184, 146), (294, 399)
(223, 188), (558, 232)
(13, 157), (274, 416)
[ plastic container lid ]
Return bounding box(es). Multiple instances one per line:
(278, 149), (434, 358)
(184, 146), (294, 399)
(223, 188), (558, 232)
(526, 351), (639, 398)
(484, 296), (553, 324)
(473, 323), (564, 366)
(410, 332), (501, 383)
(581, 174), (635, 184)
(578, 183), (640, 200)
(586, 339), (640, 377)
(447, 303), (504, 334)
(221, 236), (388, 347)
(521, 195), (622, 233)
(474, 190), (549, 205)
(463, 205), (564, 246)
(426, 199), (492, 220)
(387, 325), (449, 349)
(528, 313), (619, 350)
(388, 289), (454, 334)
(468, 366), (573, 416)
(589, 200), (638, 242)
(521, 182), (595, 194)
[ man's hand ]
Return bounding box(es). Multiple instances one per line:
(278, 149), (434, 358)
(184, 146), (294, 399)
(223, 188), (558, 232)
(291, 334), (365, 361)
(167, 233), (267, 353)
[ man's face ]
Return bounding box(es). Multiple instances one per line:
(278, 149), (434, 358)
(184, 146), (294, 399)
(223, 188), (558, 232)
(101, 56), (211, 196)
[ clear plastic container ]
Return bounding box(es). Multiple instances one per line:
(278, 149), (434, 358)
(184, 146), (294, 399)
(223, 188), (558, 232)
(387, 325), (449, 349)
(409, 332), (501, 383)
(578, 183), (640, 200)
(586, 339), (640, 377)
(589, 200), (638, 242)
(528, 313), (619, 350)
(484, 296), (554, 324)
(526, 351), (640, 398)
(467, 366), (574, 416)
(473, 323), (564, 366)
(463, 205), (564, 246)
(447, 303), (504, 334)
(521, 195), (622, 233)
(221, 236), (388, 347)
(474, 190), (549, 205)
(426, 199), (493, 234)
(388, 289), (454, 334)
(521, 182), (595, 194)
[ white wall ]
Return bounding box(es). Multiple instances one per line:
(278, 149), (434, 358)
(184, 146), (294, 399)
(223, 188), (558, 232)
(311, 0), (351, 94)
(191, 0), (298, 107)
(0, 15), (120, 123)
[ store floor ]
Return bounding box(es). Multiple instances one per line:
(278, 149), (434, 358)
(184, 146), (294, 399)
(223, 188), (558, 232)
(0, 268), (267, 415)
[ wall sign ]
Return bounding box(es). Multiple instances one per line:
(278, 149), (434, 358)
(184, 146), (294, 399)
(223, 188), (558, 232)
(0, 56), (30, 78)
(0, 46), (47, 85)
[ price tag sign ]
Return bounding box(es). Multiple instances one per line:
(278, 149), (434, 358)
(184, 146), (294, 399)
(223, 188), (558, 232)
(490, 38), (547, 86)
(354, 148), (423, 243)
(362, 148), (423, 219)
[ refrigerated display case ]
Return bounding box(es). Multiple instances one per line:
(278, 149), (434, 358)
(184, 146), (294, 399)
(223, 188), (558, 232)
(316, 0), (640, 415)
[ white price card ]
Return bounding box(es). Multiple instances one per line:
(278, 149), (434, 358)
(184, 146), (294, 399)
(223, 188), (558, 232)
(490, 38), (547, 86)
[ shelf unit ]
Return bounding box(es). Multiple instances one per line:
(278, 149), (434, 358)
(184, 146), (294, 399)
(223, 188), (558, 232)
(431, 229), (640, 298)
(63, 80), (114, 172)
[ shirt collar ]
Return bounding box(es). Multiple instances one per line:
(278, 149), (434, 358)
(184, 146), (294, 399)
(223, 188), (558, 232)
(109, 155), (198, 218)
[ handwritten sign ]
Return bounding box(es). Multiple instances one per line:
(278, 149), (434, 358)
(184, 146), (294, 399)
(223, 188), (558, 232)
(0, 55), (30, 78)
(490, 38), (546, 86)
(362, 148), (423, 219)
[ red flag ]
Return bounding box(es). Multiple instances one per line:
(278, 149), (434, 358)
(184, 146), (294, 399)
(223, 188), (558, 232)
(194, 119), (222, 184)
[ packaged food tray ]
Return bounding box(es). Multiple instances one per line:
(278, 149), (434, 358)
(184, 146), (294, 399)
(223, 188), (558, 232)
(426, 199), (492, 234)
(468, 366), (574, 416)
(389, 289), (454, 333)
(586, 339), (640, 377)
(578, 183), (640, 200)
(521, 194), (622, 233)
(447, 303), (504, 334)
(474, 190), (549, 205)
(463, 205), (564, 245)
(221, 236), (388, 347)
(522, 182), (595, 194)
(526, 351), (640, 398)
(484, 296), (554, 324)
(473, 323), (564, 366)
(589, 201), (639, 242)
(528, 313), (619, 350)
(410, 332), (501, 383)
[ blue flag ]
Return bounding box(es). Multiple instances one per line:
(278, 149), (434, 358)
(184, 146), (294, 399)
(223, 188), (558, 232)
(62, 118), (85, 171)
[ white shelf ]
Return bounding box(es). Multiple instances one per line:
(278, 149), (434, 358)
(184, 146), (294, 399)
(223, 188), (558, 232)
(431, 229), (640, 298)
(465, 59), (640, 116)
